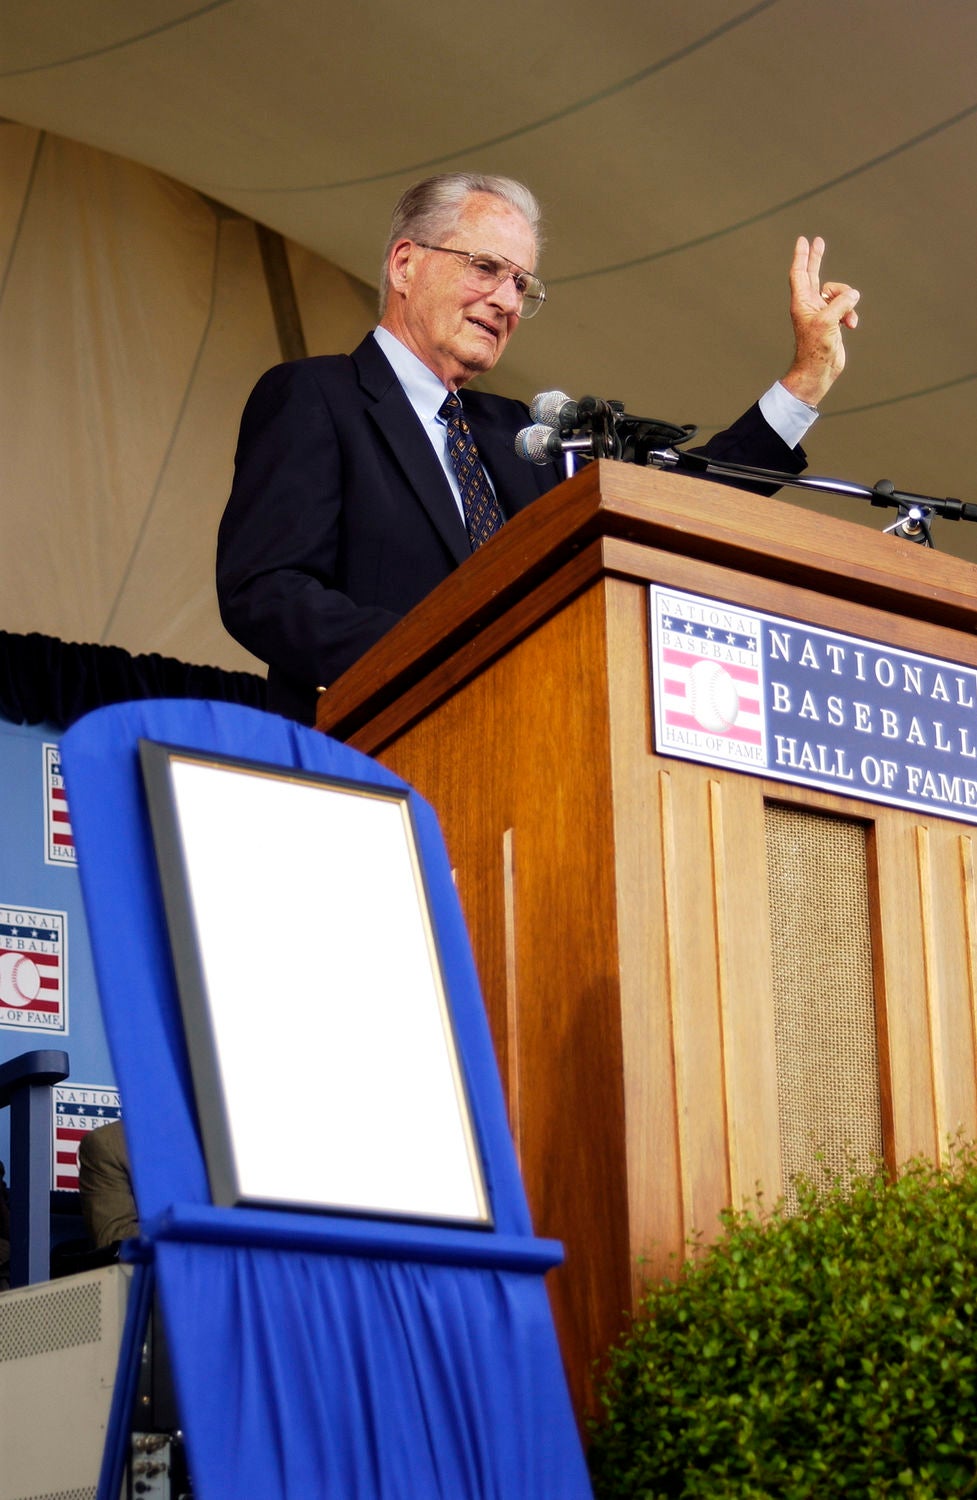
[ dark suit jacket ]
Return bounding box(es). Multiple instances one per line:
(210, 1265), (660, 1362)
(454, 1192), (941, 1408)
(218, 334), (805, 723)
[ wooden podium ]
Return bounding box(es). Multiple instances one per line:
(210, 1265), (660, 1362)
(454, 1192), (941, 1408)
(317, 461), (977, 1418)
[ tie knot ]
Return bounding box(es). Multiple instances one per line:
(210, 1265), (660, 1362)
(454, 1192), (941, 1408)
(439, 392), (463, 423)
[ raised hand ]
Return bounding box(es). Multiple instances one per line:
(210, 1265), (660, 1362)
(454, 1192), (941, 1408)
(781, 235), (860, 408)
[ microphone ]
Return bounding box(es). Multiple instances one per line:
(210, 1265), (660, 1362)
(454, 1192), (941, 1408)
(530, 391), (624, 430)
(530, 390), (578, 430)
(522, 388), (697, 468)
(515, 424), (596, 465)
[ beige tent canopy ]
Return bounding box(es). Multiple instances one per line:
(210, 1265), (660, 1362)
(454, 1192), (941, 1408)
(2, 0), (977, 677)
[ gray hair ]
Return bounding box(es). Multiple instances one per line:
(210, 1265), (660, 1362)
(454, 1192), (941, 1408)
(378, 172), (543, 314)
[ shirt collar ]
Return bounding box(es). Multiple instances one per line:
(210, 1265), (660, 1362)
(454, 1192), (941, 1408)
(373, 326), (452, 423)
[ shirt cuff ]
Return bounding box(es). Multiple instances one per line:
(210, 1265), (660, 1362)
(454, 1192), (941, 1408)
(758, 381), (818, 450)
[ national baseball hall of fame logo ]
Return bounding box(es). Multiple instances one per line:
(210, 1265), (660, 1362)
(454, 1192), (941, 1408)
(53, 1085), (122, 1190)
(0, 905), (68, 1033)
(651, 587), (766, 771)
(43, 742), (77, 865)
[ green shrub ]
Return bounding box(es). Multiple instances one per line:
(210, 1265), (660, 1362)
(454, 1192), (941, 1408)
(588, 1149), (977, 1498)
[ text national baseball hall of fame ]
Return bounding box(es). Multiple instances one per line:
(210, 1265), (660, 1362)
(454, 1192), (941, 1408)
(649, 585), (977, 825)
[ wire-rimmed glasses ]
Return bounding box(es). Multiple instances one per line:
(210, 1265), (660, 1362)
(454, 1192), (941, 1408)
(416, 243), (546, 318)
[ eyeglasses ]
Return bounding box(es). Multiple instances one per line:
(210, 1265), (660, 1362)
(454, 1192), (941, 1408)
(416, 243), (546, 318)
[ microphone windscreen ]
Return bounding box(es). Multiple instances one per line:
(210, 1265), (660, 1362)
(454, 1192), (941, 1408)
(530, 390), (575, 428)
(515, 424), (561, 465)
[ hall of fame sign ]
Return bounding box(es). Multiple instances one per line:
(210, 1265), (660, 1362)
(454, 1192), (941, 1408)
(649, 585), (977, 828)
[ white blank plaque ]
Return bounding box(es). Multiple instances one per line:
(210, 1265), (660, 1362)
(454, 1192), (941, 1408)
(140, 742), (491, 1225)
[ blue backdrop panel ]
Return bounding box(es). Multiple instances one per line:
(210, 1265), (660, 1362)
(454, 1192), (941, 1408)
(0, 717), (114, 1174)
(60, 700), (591, 1500)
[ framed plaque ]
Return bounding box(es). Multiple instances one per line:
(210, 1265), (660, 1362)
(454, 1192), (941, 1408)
(139, 740), (491, 1226)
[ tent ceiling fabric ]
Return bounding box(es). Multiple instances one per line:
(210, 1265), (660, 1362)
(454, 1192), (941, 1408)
(3, 0), (977, 648)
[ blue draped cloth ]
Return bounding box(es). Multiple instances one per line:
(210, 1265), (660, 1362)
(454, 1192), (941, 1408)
(156, 1242), (583, 1499)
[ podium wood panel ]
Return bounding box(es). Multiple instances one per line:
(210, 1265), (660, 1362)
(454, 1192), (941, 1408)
(317, 463), (977, 1418)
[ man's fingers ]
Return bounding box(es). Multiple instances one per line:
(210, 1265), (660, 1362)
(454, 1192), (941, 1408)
(791, 234), (830, 301)
(790, 234), (812, 290)
(819, 283), (860, 323)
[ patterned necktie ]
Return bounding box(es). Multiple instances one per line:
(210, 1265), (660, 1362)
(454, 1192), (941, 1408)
(439, 392), (504, 550)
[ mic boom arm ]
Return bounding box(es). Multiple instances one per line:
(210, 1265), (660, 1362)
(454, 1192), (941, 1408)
(649, 447), (977, 548)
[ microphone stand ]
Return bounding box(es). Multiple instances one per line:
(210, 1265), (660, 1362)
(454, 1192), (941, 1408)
(648, 448), (977, 550)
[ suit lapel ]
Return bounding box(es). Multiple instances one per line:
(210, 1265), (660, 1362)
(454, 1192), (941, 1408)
(353, 336), (471, 566)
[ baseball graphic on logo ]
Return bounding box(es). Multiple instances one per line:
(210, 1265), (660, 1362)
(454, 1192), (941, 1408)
(686, 659), (739, 733)
(0, 951), (42, 1008)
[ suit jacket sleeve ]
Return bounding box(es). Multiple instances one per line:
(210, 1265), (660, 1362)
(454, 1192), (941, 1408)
(693, 400), (807, 493)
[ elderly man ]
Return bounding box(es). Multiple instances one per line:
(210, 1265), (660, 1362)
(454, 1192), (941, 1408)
(217, 172), (858, 725)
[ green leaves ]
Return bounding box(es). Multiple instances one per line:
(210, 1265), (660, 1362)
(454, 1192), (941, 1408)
(588, 1146), (977, 1497)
